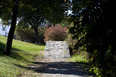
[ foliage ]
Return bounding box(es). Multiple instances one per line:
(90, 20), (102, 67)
(18, 0), (71, 43)
(68, 51), (88, 62)
(39, 0), (70, 24)
(69, 0), (116, 77)
(16, 27), (35, 43)
(19, 0), (45, 44)
(0, 0), (12, 25)
(0, 0), (70, 55)
(60, 17), (70, 27)
(44, 25), (67, 42)
(68, 51), (94, 76)
(0, 35), (45, 77)
(16, 25), (45, 44)
(66, 23), (78, 55)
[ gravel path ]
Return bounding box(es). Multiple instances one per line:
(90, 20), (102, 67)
(19, 55), (89, 77)
(39, 59), (88, 77)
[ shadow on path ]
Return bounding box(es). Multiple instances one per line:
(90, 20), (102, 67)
(14, 61), (87, 76)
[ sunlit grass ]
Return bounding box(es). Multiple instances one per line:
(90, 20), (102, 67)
(0, 35), (45, 77)
(68, 51), (89, 62)
(68, 52), (94, 76)
(68, 54), (88, 62)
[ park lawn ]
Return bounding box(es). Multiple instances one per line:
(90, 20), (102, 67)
(0, 35), (45, 77)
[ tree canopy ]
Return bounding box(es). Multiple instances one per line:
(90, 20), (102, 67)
(18, 0), (69, 43)
(0, 0), (70, 55)
(69, 0), (116, 76)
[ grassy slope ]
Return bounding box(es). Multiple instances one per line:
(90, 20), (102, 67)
(0, 35), (45, 77)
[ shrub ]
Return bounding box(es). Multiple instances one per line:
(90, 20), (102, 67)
(16, 27), (35, 43)
(16, 26), (45, 44)
(66, 33), (78, 55)
(44, 25), (67, 42)
(66, 23), (79, 55)
(66, 23), (90, 58)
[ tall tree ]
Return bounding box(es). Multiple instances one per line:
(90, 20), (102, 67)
(0, 0), (70, 55)
(19, 0), (45, 44)
(69, 0), (116, 76)
(0, 0), (33, 55)
(4, 2), (19, 55)
(0, 0), (40, 55)
(19, 0), (69, 44)
(0, 0), (19, 55)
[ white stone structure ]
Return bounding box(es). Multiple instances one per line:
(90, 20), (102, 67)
(44, 41), (70, 59)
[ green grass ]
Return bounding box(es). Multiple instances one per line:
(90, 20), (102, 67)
(68, 52), (94, 76)
(68, 53), (88, 62)
(0, 35), (45, 77)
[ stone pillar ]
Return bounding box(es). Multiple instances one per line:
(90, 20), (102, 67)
(44, 41), (70, 59)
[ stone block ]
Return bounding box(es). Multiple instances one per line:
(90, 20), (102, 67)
(44, 41), (70, 59)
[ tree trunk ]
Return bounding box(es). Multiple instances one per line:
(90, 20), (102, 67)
(4, 3), (19, 55)
(34, 28), (39, 44)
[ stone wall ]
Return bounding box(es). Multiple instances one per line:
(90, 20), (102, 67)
(44, 41), (70, 59)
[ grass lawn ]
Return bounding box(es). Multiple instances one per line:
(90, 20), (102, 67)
(0, 35), (45, 77)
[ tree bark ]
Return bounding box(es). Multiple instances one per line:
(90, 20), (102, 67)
(34, 28), (39, 44)
(4, 3), (19, 55)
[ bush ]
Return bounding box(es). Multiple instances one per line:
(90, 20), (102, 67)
(16, 27), (35, 43)
(67, 33), (79, 55)
(16, 26), (45, 44)
(69, 0), (116, 76)
(44, 25), (67, 42)
(66, 23), (79, 55)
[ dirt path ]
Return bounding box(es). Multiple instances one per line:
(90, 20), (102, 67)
(18, 53), (89, 77)
(40, 59), (87, 77)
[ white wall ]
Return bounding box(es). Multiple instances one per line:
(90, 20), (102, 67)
(0, 24), (10, 36)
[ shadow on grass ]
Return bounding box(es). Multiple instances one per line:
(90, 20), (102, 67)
(0, 42), (21, 54)
(0, 42), (5, 54)
(76, 62), (95, 76)
(9, 51), (31, 62)
(0, 42), (32, 62)
(14, 61), (94, 76)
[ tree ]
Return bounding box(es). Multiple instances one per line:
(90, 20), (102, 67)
(19, 0), (45, 44)
(0, 0), (33, 55)
(0, 0), (70, 55)
(19, 0), (70, 44)
(39, 0), (70, 25)
(69, 0), (116, 76)
(0, 0), (12, 25)
(0, 0), (19, 55)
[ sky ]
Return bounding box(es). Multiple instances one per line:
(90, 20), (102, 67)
(0, 18), (2, 24)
